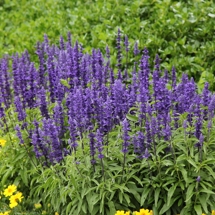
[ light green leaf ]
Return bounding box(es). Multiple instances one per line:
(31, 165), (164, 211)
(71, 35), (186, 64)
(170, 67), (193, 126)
(185, 184), (195, 202)
(208, 13), (215, 18)
(194, 205), (202, 215)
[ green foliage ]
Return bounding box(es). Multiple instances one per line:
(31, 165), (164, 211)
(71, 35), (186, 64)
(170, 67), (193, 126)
(22, 113), (215, 214)
(1, 0), (215, 88)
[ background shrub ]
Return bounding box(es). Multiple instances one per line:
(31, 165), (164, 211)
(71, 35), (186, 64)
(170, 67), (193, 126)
(1, 0), (215, 88)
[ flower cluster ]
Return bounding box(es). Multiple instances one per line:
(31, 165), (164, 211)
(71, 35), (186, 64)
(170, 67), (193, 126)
(134, 209), (153, 215)
(114, 208), (153, 215)
(114, 209), (215, 215)
(0, 212), (10, 215)
(3, 184), (23, 209)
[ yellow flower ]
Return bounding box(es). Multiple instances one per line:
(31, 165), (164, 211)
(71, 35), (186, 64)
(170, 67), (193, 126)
(115, 211), (130, 215)
(9, 192), (23, 203)
(135, 209), (153, 215)
(55, 213), (59, 215)
(0, 139), (6, 147)
(212, 210), (215, 215)
(9, 192), (23, 208)
(3, 185), (17, 197)
(9, 200), (18, 208)
(3, 211), (10, 215)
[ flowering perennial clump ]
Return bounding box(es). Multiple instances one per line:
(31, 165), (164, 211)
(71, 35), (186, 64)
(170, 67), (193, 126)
(0, 32), (213, 166)
(1, 31), (215, 213)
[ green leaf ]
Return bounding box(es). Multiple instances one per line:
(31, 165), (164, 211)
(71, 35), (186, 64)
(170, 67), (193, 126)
(154, 188), (161, 207)
(20, 167), (28, 186)
(180, 167), (188, 185)
(199, 195), (208, 214)
(108, 201), (116, 215)
(60, 79), (70, 89)
(204, 165), (215, 180)
(124, 193), (131, 205)
(140, 188), (151, 205)
(208, 13), (215, 18)
(167, 183), (178, 206)
(185, 184), (195, 202)
(199, 188), (215, 195)
(126, 114), (138, 122)
(187, 158), (197, 169)
(159, 196), (180, 214)
(119, 192), (123, 203)
(194, 205), (202, 215)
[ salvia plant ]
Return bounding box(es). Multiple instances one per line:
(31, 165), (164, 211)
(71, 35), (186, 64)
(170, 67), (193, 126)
(1, 30), (215, 215)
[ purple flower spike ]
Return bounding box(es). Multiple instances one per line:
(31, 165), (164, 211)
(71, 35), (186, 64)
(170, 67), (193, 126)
(89, 131), (96, 164)
(196, 176), (201, 182)
(195, 133), (204, 148)
(106, 45), (110, 59)
(124, 35), (129, 53)
(183, 120), (187, 129)
(208, 94), (215, 119)
(143, 148), (150, 159)
(14, 96), (26, 121)
(116, 28), (122, 79)
(172, 66), (177, 90)
(15, 125), (24, 144)
(134, 41), (140, 56)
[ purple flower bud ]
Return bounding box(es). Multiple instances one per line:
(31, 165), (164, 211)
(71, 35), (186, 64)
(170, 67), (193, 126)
(208, 94), (215, 119)
(183, 120), (187, 129)
(15, 125), (24, 144)
(196, 176), (201, 182)
(38, 87), (49, 119)
(106, 45), (110, 59)
(142, 148), (150, 159)
(195, 133), (204, 148)
(134, 41), (140, 56)
(14, 96), (26, 121)
(172, 66), (176, 89)
(59, 35), (65, 50)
